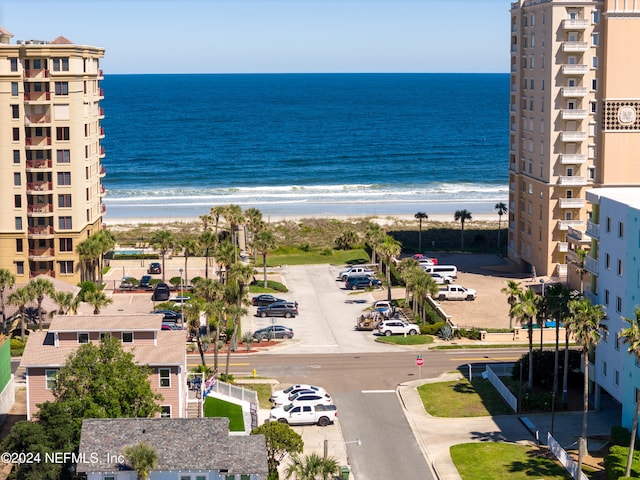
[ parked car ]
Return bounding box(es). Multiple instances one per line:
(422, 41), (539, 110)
(252, 294), (287, 306)
(437, 284), (476, 301)
(147, 262), (161, 274)
(337, 265), (376, 281)
(270, 384), (327, 405)
(139, 275), (153, 290)
(345, 275), (382, 290)
(429, 272), (454, 285)
(253, 325), (294, 341)
(256, 302), (298, 318)
(119, 277), (136, 289)
(269, 404), (337, 427)
(373, 300), (395, 317)
(272, 390), (333, 407)
(161, 322), (184, 331)
(412, 254), (438, 265)
(152, 309), (182, 322)
(377, 320), (420, 336)
(152, 283), (170, 301)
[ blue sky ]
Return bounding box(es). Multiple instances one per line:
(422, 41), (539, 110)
(1, 0), (510, 74)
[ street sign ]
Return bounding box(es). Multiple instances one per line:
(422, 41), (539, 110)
(416, 356), (424, 367)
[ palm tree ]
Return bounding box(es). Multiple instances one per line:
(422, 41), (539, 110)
(364, 223), (386, 269)
(285, 452), (339, 480)
(123, 442), (157, 480)
(397, 258), (421, 305)
(619, 306), (640, 477)
(178, 237), (199, 285)
(84, 290), (113, 315)
(210, 205), (225, 237)
(414, 212), (428, 253)
(412, 271), (439, 323)
(454, 209), (472, 250)
(244, 207), (263, 256)
(94, 230), (116, 283)
(501, 280), (522, 330)
(510, 287), (538, 391)
(7, 287), (32, 339)
(495, 202), (508, 253)
(224, 263), (254, 377)
(51, 291), (80, 315)
(149, 230), (175, 282)
(567, 298), (606, 474)
(193, 278), (225, 371)
(573, 247), (588, 294)
(26, 278), (55, 330)
(253, 229), (277, 288)
(76, 237), (101, 282)
(0, 268), (16, 327)
(185, 299), (207, 366)
(215, 240), (236, 284)
(199, 230), (217, 279)
(222, 204), (245, 261)
(377, 235), (402, 302)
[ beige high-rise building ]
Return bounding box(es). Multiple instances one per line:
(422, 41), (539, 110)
(508, 0), (640, 279)
(0, 27), (106, 284)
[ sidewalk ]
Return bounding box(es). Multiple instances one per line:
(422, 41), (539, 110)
(397, 373), (616, 480)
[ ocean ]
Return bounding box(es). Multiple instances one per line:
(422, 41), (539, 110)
(100, 73), (510, 220)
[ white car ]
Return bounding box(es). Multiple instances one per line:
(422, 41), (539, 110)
(272, 391), (333, 408)
(337, 266), (375, 281)
(269, 404), (338, 427)
(377, 320), (420, 336)
(270, 384), (326, 405)
(429, 272), (454, 285)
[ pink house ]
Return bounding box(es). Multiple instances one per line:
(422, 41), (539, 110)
(19, 314), (187, 420)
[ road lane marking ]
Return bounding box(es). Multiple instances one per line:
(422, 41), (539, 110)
(361, 390), (395, 394)
(187, 362), (250, 367)
(451, 357), (520, 362)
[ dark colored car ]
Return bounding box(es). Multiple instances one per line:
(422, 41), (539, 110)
(152, 283), (170, 301)
(345, 275), (382, 290)
(256, 302), (298, 318)
(148, 262), (161, 274)
(252, 325), (294, 341)
(252, 294), (287, 306)
(152, 309), (182, 322)
(161, 322), (183, 331)
(139, 275), (153, 289)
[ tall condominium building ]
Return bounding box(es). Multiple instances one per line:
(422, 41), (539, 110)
(0, 27), (106, 284)
(508, 0), (640, 278)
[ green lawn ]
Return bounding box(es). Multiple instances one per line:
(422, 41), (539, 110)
(451, 443), (572, 479)
(203, 397), (245, 431)
(375, 334), (434, 346)
(235, 381), (274, 409)
(417, 378), (512, 417)
(263, 248), (369, 266)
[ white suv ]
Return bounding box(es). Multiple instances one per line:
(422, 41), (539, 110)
(377, 320), (420, 336)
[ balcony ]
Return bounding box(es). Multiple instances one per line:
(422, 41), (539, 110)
(562, 87), (588, 98)
(30, 269), (55, 279)
(99, 107), (105, 118)
(27, 225), (54, 236)
(585, 255), (598, 274)
(24, 68), (50, 79)
(98, 69), (104, 78)
(583, 289), (597, 304)
(562, 19), (589, 29)
(566, 226), (590, 245)
(100, 185), (106, 195)
(558, 176), (586, 186)
(558, 242), (569, 253)
(586, 219), (600, 238)
(559, 197), (585, 208)
(562, 64), (589, 75)
(100, 166), (106, 177)
(99, 127), (105, 137)
(25, 159), (52, 170)
(99, 88), (104, 98)
(101, 204), (107, 214)
(561, 131), (587, 142)
(27, 204), (53, 215)
(28, 248), (54, 259)
(24, 91), (51, 102)
(559, 220), (585, 231)
(24, 113), (51, 126)
(100, 146), (105, 157)
(563, 41), (589, 52)
(561, 109), (587, 120)
(26, 181), (52, 192)
(557, 263), (568, 277)
(25, 136), (52, 146)
(560, 154), (586, 164)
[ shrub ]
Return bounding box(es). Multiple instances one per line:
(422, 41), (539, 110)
(455, 328), (481, 340)
(520, 390), (553, 412)
(421, 321), (445, 335)
(250, 279), (288, 293)
(77, 281), (98, 302)
(10, 338), (26, 356)
(611, 426), (632, 447)
(511, 350), (582, 389)
(320, 248), (334, 256)
(605, 445), (640, 479)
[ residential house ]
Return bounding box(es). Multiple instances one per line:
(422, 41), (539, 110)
(76, 417), (268, 480)
(19, 314), (186, 419)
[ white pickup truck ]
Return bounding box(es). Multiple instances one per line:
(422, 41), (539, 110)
(269, 403), (338, 426)
(338, 265), (376, 281)
(437, 285), (477, 301)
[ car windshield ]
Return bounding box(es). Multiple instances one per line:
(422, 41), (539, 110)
(283, 403), (294, 412)
(283, 386), (295, 394)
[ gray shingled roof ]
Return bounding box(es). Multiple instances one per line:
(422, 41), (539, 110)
(77, 418), (268, 475)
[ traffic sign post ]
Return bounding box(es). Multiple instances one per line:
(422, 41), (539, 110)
(416, 355), (424, 381)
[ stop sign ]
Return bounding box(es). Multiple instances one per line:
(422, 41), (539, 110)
(416, 357), (424, 367)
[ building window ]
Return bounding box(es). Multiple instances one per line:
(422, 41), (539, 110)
(161, 406), (171, 418)
(100, 332), (111, 341)
(15, 217), (22, 231)
(13, 150), (20, 164)
(604, 289), (609, 305)
(45, 370), (58, 390)
(619, 222), (624, 238)
(615, 370), (620, 387)
(10, 58), (18, 72)
(14, 195), (22, 208)
(11, 82), (18, 96)
(52, 57), (69, 71)
(57, 172), (71, 186)
(59, 238), (73, 252)
(59, 261), (74, 274)
(159, 368), (171, 388)
(605, 253), (610, 269)
(58, 194), (72, 208)
(617, 297), (622, 314)
(618, 259), (623, 276)
(593, 10), (599, 23)
(592, 79), (597, 90)
(16, 239), (23, 253)
(11, 104), (19, 119)
(606, 217), (611, 232)
(592, 56), (598, 68)
(56, 150), (71, 163)
(78, 333), (89, 344)
(13, 172), (21, 186)
(122, 332), (133, 343)
(592, 33), (599, 46)
(56, 127), (70, 141)
(602, 361), (607, 377)
(58, 216), (72, 230)
(12, 128), (19, 141)
(54, 82), (68, 95)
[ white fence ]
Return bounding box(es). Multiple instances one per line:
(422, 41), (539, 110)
(485, 365), (518, 412)
(548, 433), (589, 480)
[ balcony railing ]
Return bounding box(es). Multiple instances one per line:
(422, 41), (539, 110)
(558, 242), (569, 253)
(100, 146), (105, 156)
(100, 166), (106, 176)
(559, 197), (586, 208)
(562, 64), (589, 75)
(561, 131), (587, 142)
(562, 19), (589, 29)
(563, 41), (589, 52)
(25, 159), (52, 169)
(25, 136), (52, 146)
(561, 109), (587, 120)
(24, 92), (51, 101)
(24, 68), (50, 79)
(585, 255), (598, 274)
(26, 181), (52, 192)
(30, 270), (55, 279)
(24, 114), (51, 125)
(99, 127), (105, 136)
(560, 154), (586, 164)
(28, 248), (54, 257)
(100, 185), (106, 195)
(27, 204), (53, 214)
(562, 87), (588, 97)
(558, 176), (586, 186)
(586, 220), (600, 238)
(559, 220), (585, 231)
(101, 204), (107, 214)
(28, 225), (53, 236)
